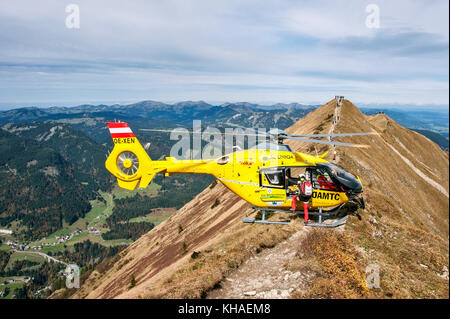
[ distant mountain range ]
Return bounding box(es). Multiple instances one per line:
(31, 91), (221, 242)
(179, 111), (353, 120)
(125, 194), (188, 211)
(0, 100), (317, 126)
(1, 100), (447, 149)
(0, 100), (320, 158)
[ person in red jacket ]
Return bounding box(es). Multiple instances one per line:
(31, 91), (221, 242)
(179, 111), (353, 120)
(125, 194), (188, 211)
(291, 174), (313, 224)
(317, 172), (337, 190)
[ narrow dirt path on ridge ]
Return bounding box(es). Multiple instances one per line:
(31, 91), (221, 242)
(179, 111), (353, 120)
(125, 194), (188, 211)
(207, 227), (314, 299)
(330, 98), (342, 163)
(207, 99), (344, 299)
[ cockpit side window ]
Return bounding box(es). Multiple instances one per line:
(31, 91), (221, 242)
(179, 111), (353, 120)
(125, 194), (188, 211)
(260, 169), (285, 188)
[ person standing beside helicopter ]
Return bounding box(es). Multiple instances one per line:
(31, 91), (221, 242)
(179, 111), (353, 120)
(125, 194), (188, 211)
(291, 173), (313, 224)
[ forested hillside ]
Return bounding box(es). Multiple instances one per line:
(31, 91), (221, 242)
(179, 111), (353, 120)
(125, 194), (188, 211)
(3, 123), (112, 192)
(0, 129), (92, 239)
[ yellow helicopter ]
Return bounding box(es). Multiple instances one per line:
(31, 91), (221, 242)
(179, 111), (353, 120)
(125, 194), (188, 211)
(105, 122), (375, 227)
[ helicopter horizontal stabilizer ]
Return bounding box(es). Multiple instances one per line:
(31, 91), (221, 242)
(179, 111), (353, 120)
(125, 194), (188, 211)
(318, 151), (329, 159)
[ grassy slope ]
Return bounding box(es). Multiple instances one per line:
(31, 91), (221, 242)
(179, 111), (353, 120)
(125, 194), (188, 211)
(0, 281), (25, 299)
(289, 100), (449, 298)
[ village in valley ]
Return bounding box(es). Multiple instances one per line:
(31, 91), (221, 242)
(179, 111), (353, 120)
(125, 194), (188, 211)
(3, 227), (101, 252)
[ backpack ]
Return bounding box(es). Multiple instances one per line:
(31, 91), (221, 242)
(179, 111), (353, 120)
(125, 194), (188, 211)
(303, 181), (313, 196)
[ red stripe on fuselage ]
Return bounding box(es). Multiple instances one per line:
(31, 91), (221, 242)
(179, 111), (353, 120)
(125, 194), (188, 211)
(111, 132), (135, 138)
(106, 122), (129, 128)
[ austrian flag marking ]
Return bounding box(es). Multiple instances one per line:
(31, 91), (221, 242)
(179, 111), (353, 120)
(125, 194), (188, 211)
(106, 122), (135, 138)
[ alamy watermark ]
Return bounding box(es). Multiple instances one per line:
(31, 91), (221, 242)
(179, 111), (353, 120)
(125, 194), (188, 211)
(166, 120), (283, 164)
(365, 264), (380, 289)
(65, 264), (80, 289)
(365, 4), (380, 29)
(65, 4), (80, 29)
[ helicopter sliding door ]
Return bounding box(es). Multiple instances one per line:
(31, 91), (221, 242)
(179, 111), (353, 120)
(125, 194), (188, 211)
(258, 168), (286, 206)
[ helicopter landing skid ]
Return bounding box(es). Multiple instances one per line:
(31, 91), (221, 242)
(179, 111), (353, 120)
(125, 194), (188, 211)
(302, 207), (348, 228)
(244, 206), (348, 228)
(304, 214), (348, 228)
(243, 209), (290, 225)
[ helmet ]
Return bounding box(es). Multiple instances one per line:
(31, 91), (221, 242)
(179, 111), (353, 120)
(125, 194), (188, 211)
(323, 172), (329, 177)
(299, 174), (305, 180)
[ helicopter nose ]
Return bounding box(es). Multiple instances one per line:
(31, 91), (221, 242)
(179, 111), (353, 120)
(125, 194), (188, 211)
(352, 179), (362, 193)
(336, 172), (362, 193)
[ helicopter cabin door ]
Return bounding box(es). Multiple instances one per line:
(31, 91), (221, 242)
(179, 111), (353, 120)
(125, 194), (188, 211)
(258, 168), (286, 207)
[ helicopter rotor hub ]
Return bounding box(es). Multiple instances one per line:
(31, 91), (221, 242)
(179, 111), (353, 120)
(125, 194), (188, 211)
(117, 151), (139, 176)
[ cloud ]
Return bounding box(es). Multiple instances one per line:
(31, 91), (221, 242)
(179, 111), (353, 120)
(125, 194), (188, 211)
(0, 0), (448, 107)
(283, 0), (449, 40)
(326, 30), (449, 56)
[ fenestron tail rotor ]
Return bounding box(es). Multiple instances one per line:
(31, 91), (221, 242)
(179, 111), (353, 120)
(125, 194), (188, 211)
(117, 151), (139, 176)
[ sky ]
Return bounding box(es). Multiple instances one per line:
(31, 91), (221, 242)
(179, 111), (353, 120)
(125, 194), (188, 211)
(0, 0), (448, 109)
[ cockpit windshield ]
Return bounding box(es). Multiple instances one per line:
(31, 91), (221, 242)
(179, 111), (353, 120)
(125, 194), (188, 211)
(324, 163), (356, 179)
(316, 163), (362, 193)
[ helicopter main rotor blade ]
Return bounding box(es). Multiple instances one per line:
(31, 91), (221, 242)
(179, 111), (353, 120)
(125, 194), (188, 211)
(139, 128), (370, 147)
(288, 136), (369, 148)
(289, 132), (379, 138)
(140, 128), (269, 137)
(140, 129), (187, 133)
